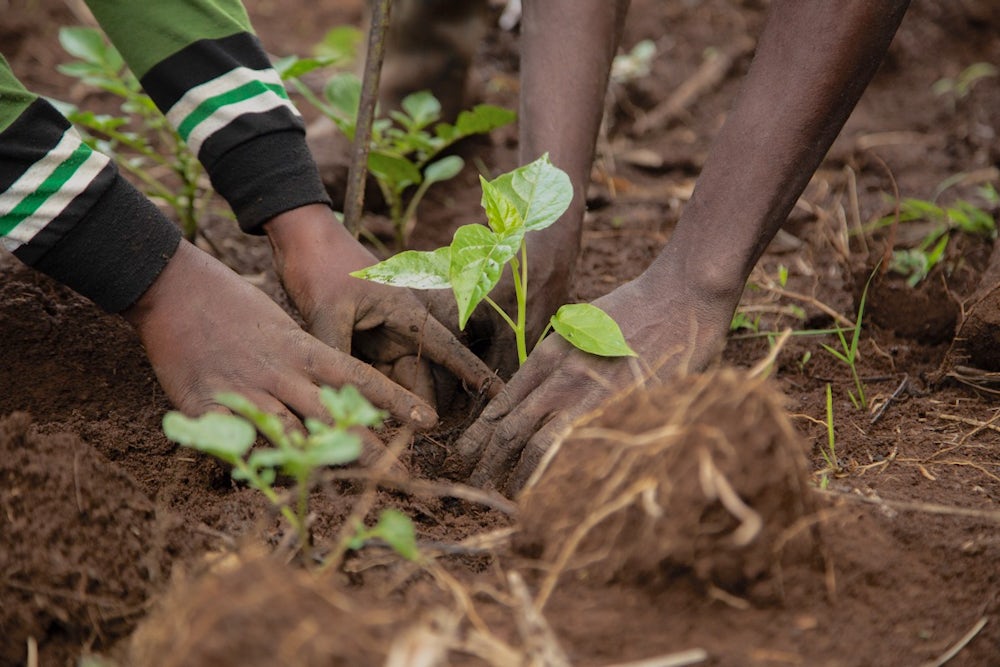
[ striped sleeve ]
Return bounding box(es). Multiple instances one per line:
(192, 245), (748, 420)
(0, 57), (181, 313)
(85, 0), (331, 233)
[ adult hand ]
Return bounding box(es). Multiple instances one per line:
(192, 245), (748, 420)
(448, 263), (740, 495)
(123, 241), (439, 439)
(265, 205), (500, 408)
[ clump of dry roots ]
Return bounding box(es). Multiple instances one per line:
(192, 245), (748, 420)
(128, 550), (392, 667)
(517, 368), (820, 601)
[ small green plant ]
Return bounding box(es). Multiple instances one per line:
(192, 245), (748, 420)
(55, 26), (209, 241)
(346, 508), (420, 561)
(821, 270), (874, 411)
(817, 383), (839, 489)
(932, 62), (998, 110)
(881, 196), (996, 286)
(278, 48), (515, 248)
(162, 385), (396, 553)
(351, 154), (636, 365)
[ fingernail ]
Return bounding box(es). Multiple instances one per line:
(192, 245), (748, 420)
(411, 405), (437, 427)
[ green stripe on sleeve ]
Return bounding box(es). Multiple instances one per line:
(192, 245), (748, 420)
(0, 144), (94, 236)
(176, 80), (289, 140)
(83, 0), (254, 79)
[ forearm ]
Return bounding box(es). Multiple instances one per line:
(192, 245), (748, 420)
(84, 0), (331, 234)
(0, 57), (180, 312)
(649, 0), (910, 297)
(519, 0), (630, 266)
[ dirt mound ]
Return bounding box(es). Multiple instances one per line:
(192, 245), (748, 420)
(517, 369), (818, 597)
(0, 412), (160, 666)
(128, 552), (390, 667)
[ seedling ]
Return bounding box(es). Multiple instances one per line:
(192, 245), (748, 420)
(55, 26), (209, 241)
(821, 269), (874, 410)
(932, 62), (998, 110)
(346, 508), (420, 562)
(817, 383), (839, 489)
(880, 196), (996, 286)
(163, 385), (388, 552)
(278, 50), (515, 248)
(350, 155), (636, 365)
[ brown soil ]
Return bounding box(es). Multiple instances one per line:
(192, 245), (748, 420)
(2, 1), (1000, 665)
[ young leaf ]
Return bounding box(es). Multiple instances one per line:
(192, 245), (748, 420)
(305, 429), (363, 467)
(162, 412), (256, 461)
(313, 26), (362, 65)
(401, 90), (441, 129)
(319, 385), (387, 429)
(424, 155), (464, 185)
(367, 151), (422, 192)
(450, 224), (523, 328)
(487, 154), (572, 232)
(58, 27), (112, 67)
(350, 247), (452, 289)
(216, 392), (288, 447)
(371, 509), (420, 561)
(323, 72), (362, 122)
(549, 303), (636, 357)
(454, 104), (517, 136)
(480, 176), (523, 235)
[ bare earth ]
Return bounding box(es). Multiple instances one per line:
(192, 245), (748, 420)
(1, 1), (999, 665)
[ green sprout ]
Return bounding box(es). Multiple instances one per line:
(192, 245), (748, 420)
(817, 383), (840, 489)
(163, 385), (387, 553)
(879, 196), (996, 287)
(55, 26), (210, 241)
(277, 43), (515, 248)
(932, 62), (998, 110)
(821, 270), (874, 411)
(351, 154), (636, 366)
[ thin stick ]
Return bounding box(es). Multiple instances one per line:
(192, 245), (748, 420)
(601, 649), (709, 667)
(343, 0), (392, 236)
(869, 374), (909, 426)
(921, 617), (988, 667)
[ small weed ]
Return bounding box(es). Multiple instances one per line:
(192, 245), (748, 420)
(817, 383), (839, 489)
(881, 196), (996, 286)
(162, 385), (417, 559)
(55, 27), (210, 241)
(932, 62), (998, 110)
(821, 269), (874, 410)
(278, 39), (515, 248)
(351, 155), (635, 365)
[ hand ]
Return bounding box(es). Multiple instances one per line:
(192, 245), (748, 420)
(448, 264), (739, 495)
(123, 241), (439, 438)
(265, 205), (500, 408)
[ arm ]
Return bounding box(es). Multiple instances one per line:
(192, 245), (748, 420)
(452, 0), (911, 493)
(82, 0), (499, 407)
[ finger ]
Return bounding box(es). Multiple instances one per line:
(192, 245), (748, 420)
(506, 410), (580, 496)
(396, 311), (503, 398)
(466, 393), (559, 491)
(393, 356), (437, 409)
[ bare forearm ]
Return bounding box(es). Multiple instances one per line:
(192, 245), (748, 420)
(519, 0), (630, 262)
(650, 0), (910, 296)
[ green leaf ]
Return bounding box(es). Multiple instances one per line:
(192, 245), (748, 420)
(313, 26), (362, 64)
(216, 392), (288, 447)
(162, 411), (256, 461)
(246, 447), (288, 471)
(401, 90), (441, 129)
(350, 247), (452, 290)
(424, 156), (464, 185)
(550, 303), (636, 357)
(485, 154), (572, 232)
(274, 55), (337, 80)
(319, 385), (387, 429)
(371, 509), (420, 561)
(450, 224), (522, 329)
(323, 72), (362, 122)
(453, 104), (516, 137)
(367, 151), (422, 192)
(480, 176), (522, 236)
(59, 26), (114, 67)
(306, 429), (363, 467)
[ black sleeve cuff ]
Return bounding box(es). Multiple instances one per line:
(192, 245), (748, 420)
(32, 174), (182, 313)
(207, 129), (333, 234)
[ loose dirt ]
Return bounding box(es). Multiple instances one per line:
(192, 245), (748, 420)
(1, 1), (999, 665)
